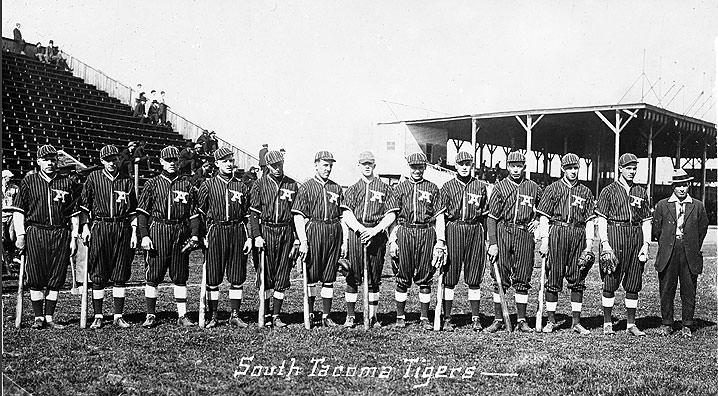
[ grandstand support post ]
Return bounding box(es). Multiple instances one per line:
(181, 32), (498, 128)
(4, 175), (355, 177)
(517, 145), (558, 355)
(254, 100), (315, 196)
(701, 138), (707, 200)
(563, 136), (568, 154)
(134, 163), (139, 198)
(515, 114), (544, 180)
(594, 109), (636, 180)
(675, 131), (682, 168)
(595, 140), (601, 194)
(646, 124), (654, 199)
(471, 118), (478, 177)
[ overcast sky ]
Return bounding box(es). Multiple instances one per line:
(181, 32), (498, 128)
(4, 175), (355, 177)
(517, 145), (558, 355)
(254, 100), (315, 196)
(3, 1), (717, 182)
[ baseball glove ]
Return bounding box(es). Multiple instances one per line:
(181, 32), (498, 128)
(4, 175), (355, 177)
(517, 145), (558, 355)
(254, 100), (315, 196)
(337, 258), (352, 277)
(180, 238), (201, 254)
(577, 250), (595, 271)
(599, 250), (618, 274)
(289, 240), (300, 261)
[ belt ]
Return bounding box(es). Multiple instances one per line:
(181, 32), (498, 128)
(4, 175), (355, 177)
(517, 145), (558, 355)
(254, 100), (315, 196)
(27, 222), (68, 230)
(453, 219), (479, 225)
(360, 221), (379, 227)
(502, 222), (529, 231)
(552, 220), (585, 228)
(95, 216), (128, 223)
(608, 220), (641, 227)
(401, 222), (432, 229)
(153, 218), (187, 225)
(262, 221), (291, 227)
(210, 219), (244, 226)
(309, 218), (340, 224)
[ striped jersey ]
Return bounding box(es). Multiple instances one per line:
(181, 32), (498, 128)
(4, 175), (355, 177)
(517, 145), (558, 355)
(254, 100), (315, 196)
(487, 177), (542, 224)
(249, 174), (299, 224)
(386, 178), (442, 224)
(535, 178), (595, 224)
(80, 169), (137, 219)
(14, 171), (81, 226)
(595, 180), (651, 222)
(197, 174), (250, 223)
(137, 172), (197, 221)
(291, 176), (348, 221)
(439, 176), (488, 222)
(344, 176), (393, 225)
(2, 183), (19, 222)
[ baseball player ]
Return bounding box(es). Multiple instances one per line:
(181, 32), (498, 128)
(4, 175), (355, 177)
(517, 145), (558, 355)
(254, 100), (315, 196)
(486, 151), (542, 333)
(3, 170), (19, 276)
(250, 150), (300, 328)
(436, 151), (488, 331)
(386, 152), (445, 331)
(137, 146), (200, 328)
(80, 145), (138, 329)
(595, 153), (652, 336)
(292, 151), (361, 327)
(341, 151), (395, 328)
(195, 147), (253, 328)
(536, 153), (595, 335)
(12, 144), (81, 329)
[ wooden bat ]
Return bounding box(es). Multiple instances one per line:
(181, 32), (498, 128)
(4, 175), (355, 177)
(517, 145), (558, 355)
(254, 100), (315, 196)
(258, 250), (266, 327)
(362, 244), (370, 330)
(301, 257), (311, 329)
(535, 256), (547, 332)
(69, 255), (79, 295)
(14, 255), (25, 328)
(433, 270), (444, 331)
(199, 258), (207, 328)
(80, 254), (89, 329)
(491, 256), (512, 332)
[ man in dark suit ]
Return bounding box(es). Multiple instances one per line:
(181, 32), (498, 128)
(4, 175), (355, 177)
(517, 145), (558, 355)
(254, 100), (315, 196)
(652, 169), (709, 337)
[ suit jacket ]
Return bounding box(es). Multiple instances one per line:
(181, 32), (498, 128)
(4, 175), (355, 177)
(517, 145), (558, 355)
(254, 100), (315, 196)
(652, 196), (709, 274)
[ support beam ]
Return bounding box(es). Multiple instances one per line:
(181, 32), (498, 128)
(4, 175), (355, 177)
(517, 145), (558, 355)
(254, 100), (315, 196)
(595, 140), (601, 194)
(676, 131), (682, 167)
(515, 113), (544, 180)
(701, 138), (707, 200)
(594, 110), (636, 179)
(584, 158), (592, 180)
(646, 124), (654, 198)
(471, 118), (477, 177)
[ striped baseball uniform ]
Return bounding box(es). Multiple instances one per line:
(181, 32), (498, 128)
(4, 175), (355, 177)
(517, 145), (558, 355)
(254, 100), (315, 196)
(343, 176), (393, 288)
(197, 174), (250, 286)
(14, 171), (81, 290)
(536, 179), (595, 293)
(440, 176), (488, 288)
(487, 177), (542, 293)
(386, 178), (442, 289)
(80, 169), (137, 286)
(249, 174), (299, 291)
(595, 180), (651, 294)
(291, 176), (347, 284)
(137, 172), (199, 286)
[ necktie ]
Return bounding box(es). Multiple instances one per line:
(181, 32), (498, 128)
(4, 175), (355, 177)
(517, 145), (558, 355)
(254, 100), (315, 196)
(677, 202), (685, 236)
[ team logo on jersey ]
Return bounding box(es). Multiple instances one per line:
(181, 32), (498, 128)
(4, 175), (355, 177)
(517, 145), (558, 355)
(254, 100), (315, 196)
(115, 190), (129, 203)
(52, 189), (69, 202)
(369, 190), (385, 203)
(279, 188), (295, 201)
(229, 189), (243, 202)
(518, 194), (534, 207)
(327, 191), (339, 204)
(173, 190), (189, 204)
(467, 193), (482, 207)
(629, 195), (644, 207)
(571, 195), (586, 208)
(417, 190), (432, 203)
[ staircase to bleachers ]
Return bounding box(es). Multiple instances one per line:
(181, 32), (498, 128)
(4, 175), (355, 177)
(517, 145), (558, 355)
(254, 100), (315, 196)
(2, 50), (191, 178)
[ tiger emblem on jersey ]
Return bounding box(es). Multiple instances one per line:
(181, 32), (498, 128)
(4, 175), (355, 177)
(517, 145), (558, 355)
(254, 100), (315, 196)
(173, 190), (189, 203)
(52, 189), (69, 202)
(571, 195), (586, 209)
(417, 190), (432, 203)
(115, 190), (129, 203)
(279, 188), (295, 201)
(369, 190), (384, 203)
(518, 194), (534, 207)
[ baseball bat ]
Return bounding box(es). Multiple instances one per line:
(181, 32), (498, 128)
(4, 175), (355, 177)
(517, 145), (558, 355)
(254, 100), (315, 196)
(80, 254), (89, 329)
(134, 163), (140, 198)
(433, 270), (444, 331)
(14, 255), (25, 328)
(491, 257), (512, 332)
(69, 255), (79, 295)
(362, 244), (370, 330)
(199, 258), (207, 328)
(258, 250), (266, 327)
(301, 257), (311, 329)
(536, 256), (546, 332)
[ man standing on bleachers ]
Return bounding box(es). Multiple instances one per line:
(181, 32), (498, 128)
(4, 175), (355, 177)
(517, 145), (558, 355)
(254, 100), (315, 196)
(13, 23), (25, 55)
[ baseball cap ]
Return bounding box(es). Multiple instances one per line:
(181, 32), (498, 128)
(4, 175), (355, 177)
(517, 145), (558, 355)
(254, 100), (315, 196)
(455, 151), (473, 163)
(160, 146), (180, 160)
(262, 143), (268, 148)
(213, 147), (233, 161)
(670, 168), (693, 184)
(2, 170), (14, 178)
(561, 153), (580, 167)
(406, 152), (427, 165)
(100, 145), (120, 159)
(358, 151), (375, 164)
(314, 150), (336, 162)
(507, 151), (525, 163)
(618, 153), (638, 167)
(37, 144), (57, 159)
(265, 150), (284, 165)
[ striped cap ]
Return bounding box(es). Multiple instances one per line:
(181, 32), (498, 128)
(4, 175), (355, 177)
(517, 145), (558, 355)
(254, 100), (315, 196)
(100, 145), (119, 159)
(36, 144), (57, 158)
(314, 150), (336, 162)
(265, 150), (284, 164)
(358, 151), (375, 164)
(507, 151), (525, 163)
(455, 151), (473, 163)
(561, 153), (580, 167)
(618, 153), (638, 167)
(213, 147), (233, 161)
(160, 146), (180, 159)
(406, 152), (427, 165)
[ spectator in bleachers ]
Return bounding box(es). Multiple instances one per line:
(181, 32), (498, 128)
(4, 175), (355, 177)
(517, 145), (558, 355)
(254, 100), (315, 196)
(149, 89), (157, 103)
(147, 100), (161, 125)
(13, 23), (25, 55)
(119, 141), (136, 176)
(191, 161), (214, 188)
(133, 140), (151, 173)
(207, 131), (219, 154)
(131, 83), (143, 107)
(196, 129), (210, 152)
(258, 143), (268, 176)
(2, 170), (19, 276)
(34, 42), (48, 63)
(178, 142), (200, 175)
(159, 91), (168, 125)
(133, 94), (148, 122)
(47, 41), (71, 71)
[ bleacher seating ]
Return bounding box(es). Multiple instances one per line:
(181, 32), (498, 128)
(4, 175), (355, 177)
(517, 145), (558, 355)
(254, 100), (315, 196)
(2, 50), (191, 179)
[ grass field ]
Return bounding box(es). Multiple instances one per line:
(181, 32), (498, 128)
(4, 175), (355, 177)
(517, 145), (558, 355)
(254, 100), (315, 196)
(3, 236), (717, 395)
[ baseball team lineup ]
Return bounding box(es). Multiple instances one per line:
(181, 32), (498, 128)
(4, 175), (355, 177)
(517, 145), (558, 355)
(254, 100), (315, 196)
(11, 142), (709, 337)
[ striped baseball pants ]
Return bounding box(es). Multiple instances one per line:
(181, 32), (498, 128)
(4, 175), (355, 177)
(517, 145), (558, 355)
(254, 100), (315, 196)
(492, 224), (535, 292)
(445, 221), (486, 288)
(346, 230), (387, 288)
(88, 221), (134, 286)
(258, 223), (294, 291)
(145, 222), (190, 286)
(602, 225), (644, 294)
(25, 224), (70, 290)
(546, 225), (591, 293)
(395, 225), (436, 290)
(306, 220), (342, 284)
(206, 223), (247, 286)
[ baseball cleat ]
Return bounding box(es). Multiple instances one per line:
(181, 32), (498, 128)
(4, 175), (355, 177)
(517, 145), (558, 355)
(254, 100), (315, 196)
(472, 317), (483, 332)
(45, 321), (65, 330)
(343, 316), (356, 328)
(205, 317), (219, 329)
(272, 316), (287, 328)
(264, 315), (273, 327)
(177, 315), (196, 327)
(420, 318), (433, 331)
(31, 317), (45, 329)
(680, 326), (692, 337)
(602, 323), (615, 335)
(483, 320), (505, 333)
(571, 323), (590, 335)
(90, 317), (103, 329)
(229, 311), (248, 328)
(114, 317), (131, 328)
(142, 314), (156, 328)
(394, 318), (406, 328)
(516, 320), (533, 333)
(371, 316), (382, 329)
(626, 325), (646, 337)
(657, 325), (673, 336)
(442, 318), (455, 332)
(322, 317), (338, 328)
(542, 321), (556, 333)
